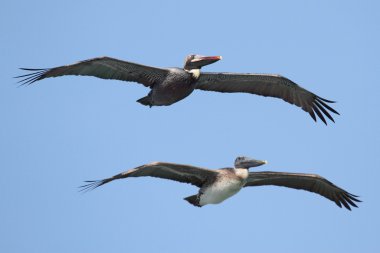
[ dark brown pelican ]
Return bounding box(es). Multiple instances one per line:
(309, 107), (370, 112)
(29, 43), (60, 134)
(80, 156), (360, 210)
(17, 55), (339, 124)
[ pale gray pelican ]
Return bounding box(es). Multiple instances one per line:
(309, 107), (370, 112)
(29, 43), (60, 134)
(80, 156), (360, 210)
(17, 55), (339, 124)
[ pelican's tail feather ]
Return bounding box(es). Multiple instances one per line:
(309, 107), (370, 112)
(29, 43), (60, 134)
(136, 96), (152, 107)
(184, 195), (201, 207)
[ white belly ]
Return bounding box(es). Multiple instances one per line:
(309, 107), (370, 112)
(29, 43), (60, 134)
(199, 179), (244, 206)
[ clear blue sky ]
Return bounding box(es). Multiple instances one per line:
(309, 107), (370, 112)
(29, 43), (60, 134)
(1, 1), (379, 252)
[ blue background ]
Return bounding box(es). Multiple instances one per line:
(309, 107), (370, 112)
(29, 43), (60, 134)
(1, 1), (379, 252)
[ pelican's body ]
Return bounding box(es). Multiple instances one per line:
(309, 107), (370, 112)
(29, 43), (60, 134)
(81, 156), (360, 210)
(142, 67), (197, 106)
(198, 168), (248, 206)
(17, 54), (339, 124)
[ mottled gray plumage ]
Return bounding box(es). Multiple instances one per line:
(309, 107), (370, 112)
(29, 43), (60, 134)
(16, 54), (339, 124)
(80, 156), (360, 210)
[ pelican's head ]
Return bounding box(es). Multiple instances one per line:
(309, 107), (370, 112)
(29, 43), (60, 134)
(234, 156), (267, 169)
(184, 54), (222, 70)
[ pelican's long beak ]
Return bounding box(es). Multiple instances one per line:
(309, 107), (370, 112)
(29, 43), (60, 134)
(239, 158), (267, 168)
(190, 55), (222, 68)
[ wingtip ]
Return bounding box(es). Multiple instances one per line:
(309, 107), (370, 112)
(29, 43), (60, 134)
(19, 67), (46, 71)
(310, 96), (341, 124)
(78, 180), (101, 193)
(316, 97), (340, 115)
(309, 110), (317, 122)
(316, 96), (337, 104)
(313, 105), (327, 125)
(14, 68), (49, 86)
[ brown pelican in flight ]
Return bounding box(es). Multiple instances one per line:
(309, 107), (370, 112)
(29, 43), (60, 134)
(80, 156), (360, 210)
(17, 55), (339, 124)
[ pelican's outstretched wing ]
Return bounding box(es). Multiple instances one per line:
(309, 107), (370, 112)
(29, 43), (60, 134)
(196, 73), (339, 124)
(245, 171), (360, 210)
(16, 56), (169, 87)
(80, 162), (217, 192)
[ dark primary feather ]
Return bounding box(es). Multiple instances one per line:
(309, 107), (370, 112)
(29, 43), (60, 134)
(16, 56), (169, 87)
(196, 73), (339, 124)
(79, 162), (217, 192)
(245, 171), (361, 210)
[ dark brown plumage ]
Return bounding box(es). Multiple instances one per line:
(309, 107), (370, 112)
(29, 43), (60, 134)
(245, 171), (360, 210)
(16, 54), (339, 124)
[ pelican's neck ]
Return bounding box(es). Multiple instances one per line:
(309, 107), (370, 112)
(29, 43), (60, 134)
(234, 168), (249, 180)
(186, 68), (201, 79)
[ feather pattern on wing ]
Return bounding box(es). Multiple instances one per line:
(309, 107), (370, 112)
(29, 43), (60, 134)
(196, 73), (339, 124)
(16, 56), (169, 87)
(244, 171), (361, 210)
(79, 162), (218, 192)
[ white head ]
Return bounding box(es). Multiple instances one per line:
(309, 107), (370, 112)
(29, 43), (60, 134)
(184, 54), (222, 70)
